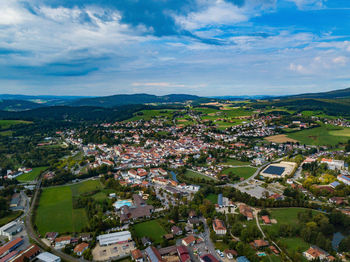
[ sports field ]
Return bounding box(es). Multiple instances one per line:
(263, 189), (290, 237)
(286, 125), (350, 146)
(220, 159), (250, 166)
(35, 179), (102, 235)
(221, 166), (256, 179)
(133, 219), (167, 244)
(16, 166), (48, 182)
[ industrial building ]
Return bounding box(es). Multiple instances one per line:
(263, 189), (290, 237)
(0, 222), (23, 240)
(36, 252), (61, 262)
(97, 231), (132, 246)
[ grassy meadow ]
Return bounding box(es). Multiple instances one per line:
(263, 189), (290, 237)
(16, 166), (48, 182)
(35, 179), (103, 235)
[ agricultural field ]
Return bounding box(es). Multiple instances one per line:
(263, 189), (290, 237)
(132, 219), (167, 244)
(125, 109), (177, 122)
(221, 166), (257, 179)
(16, 166), (48, 182)
(265, 134), (298, 143)
(0, 120), (32, 130)
(286, 125), (350, 146)
(184, 170), (216, 181)
(35, 179), (103, 235)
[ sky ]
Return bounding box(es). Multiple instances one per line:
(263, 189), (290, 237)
(1, 0), (350, 96)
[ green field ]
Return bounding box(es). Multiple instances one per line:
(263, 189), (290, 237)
(35, 180), (102, 235)
(0, 211), (23, 227)
(286, 125), (350, 146)
(221, 166), (256, 179)
(264, 208), (321, 237)
(133, 219), (167, 244)
(220, 159), (250, 166)
(16, 166), (48, 182)
(205, 193), (218, 203)
(263, 208), (320, 259)
(0, 120), (32, 130)
(70, 179), (103, 196)
(125, 109), (177, 122)
(184, 170), (215, 181)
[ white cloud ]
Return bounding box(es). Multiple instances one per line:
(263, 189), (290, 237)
(333, 56), (347, 65)
(174, 1), (247, 30)
(289, 63), (308, 74)
(288, 0), (324, 9)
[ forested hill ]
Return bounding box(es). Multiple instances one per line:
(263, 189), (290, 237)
(0, 105), (148, 122)
(70, 93), (201, 107)
(281, 87), (350, 99)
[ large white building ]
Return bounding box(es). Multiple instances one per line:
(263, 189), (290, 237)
(36, 252), (61, 262)
(97, 231), (132, 246)
(0, 221), (22, 240)
(321, 158), (345, 170)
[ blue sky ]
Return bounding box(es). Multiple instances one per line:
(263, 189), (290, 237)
(1, 0), (350, 96)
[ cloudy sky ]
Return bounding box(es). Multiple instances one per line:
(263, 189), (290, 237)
(1, 0), (350, 96)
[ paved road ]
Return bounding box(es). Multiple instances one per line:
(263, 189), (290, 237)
(200, 217), (222, 261)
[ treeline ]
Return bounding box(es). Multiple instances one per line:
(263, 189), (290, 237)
(0, 104), (147, 122)
(252, 98), (350, 117)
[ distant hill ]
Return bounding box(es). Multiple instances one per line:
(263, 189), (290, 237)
(0, 99), (45, 111)
(71, 93), (201, 107)
(282, 87), (350, 100)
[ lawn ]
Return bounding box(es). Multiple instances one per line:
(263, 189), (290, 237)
(0, 211), (23, 227)
(133, 220), (167, 244)
(184, 170), (215, 181)
(220, 159), (250, 166)
(264, 208), (321, 236)
(16, 166), (48, 182)
(221, 166), (256, 179)
(286, 125), (350, 146)
(205, 193), (218, 203)
(92, 192), (108, 202)
(35, 180), (103, 235)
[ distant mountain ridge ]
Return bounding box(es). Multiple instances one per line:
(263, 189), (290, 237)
(71, 93), (201, 107)
(281, 87), (350, 99)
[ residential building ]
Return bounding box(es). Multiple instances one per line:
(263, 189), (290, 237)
(212, 219), (226, 235)
(54, 236), (71, 249)
(182, 235), (196, 246)
(131, 249), (143, 262)
(73, 243), (89, 256)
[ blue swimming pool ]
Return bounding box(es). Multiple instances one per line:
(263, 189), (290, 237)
(113, 199), (133, 209)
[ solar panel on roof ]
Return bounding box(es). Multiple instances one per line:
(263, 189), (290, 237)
(263, 166), (285, 176)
